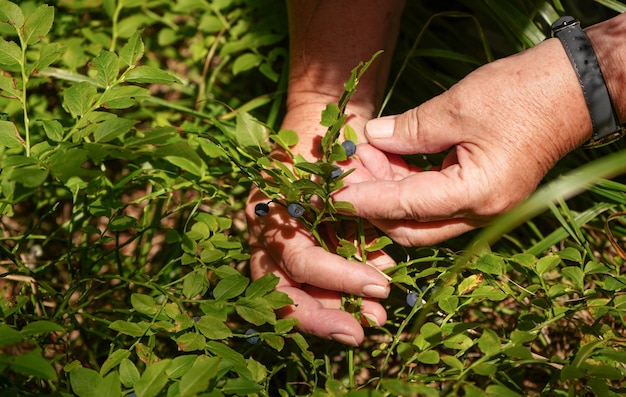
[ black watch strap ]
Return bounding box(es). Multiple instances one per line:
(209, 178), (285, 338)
(551, 16), (624, 146)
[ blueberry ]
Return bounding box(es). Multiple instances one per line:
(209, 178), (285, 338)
(254, 202), (270, 217)
(287, 203), (305, 218)
(245, 328), (260, 344)
(192, 316), (200, 323)
(406, 291), (420, 308)
(331, 165), (343, 179)
(342, 140), (357, 157)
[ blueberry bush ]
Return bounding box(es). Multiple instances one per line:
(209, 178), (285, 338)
(1, 1), (626, 396)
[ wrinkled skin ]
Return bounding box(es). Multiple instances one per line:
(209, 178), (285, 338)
(246, 8), (626, 345)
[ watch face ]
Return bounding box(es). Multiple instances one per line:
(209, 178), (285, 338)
(551, 16), (579, 33)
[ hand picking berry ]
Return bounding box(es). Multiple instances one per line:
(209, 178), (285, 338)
(245, 328), (260, 344)
(254, 202), (270, 217)
(342, 140), (357, 157)
(287, 203), (305, 218)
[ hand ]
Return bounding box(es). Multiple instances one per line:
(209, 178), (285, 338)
(333, 38), (593, 246)
(245, 111), (395, 346)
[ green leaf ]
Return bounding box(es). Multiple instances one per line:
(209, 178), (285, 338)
(125, 65), (181, 84)
(441, 355), (464, 371)
(178, 356), (221, 395)
(365, 236), (393, 252)
(119, 31), (144, 66)
(100, 85), (148, 109)
(213, 274), (249, 300)
(443, 333), (474, 351)
(8, 165), (48, 187)
(100, 349), (130, 376)
(165, 355), (196, 379)
(471, 285), (507, 301)
(485, 385), (523, 397)
(233, 52), (263, 75)
(176, 332), (206, 352)
(474, 253), (505, 275)
(41, 119), (64, 142)
(510, 330), (537, 345)
(0, 0), (24, 28)
(154, 141), (204, 177)
(275, 129), (298, 147)
(294, 161), (323, 176)
(20, 320), (64, 336)
(99, 372), (121, 397)
(0, 37), (20, 68)
(320, 103), (340, 127)
(23, 5), (54, 45)
(109, 215), (137, 232)
(562, 266), (584, 290)
(235, 297), (276, 326)
(477, 329), (500, 356)
(195, 314), (232, 340)
(557, 247), (582, 263)
(134, 359), (171, 397)
(183, 268), (208, 298)
(336, 238), (358, 259)
(438, 296), (459, 313)
(109, 320), (150, 337)
(235, 112), (270, 151)
(343, 124), (358, 143)
(0, 75), (20, 98)
(0, 120), (23, 148)
(130, 293), (159, 316)
(473, 362), (497, 376)
(92, 51), (119, 87)
(70, 367), (102, 397)
(0, 324), (22, 345)
(93, 117), (136, 143)
(222, 378), (264, 395)
(536, 255), (560, 276)
(245, 272), (279, 298)
(417, 350), (440, 364)
(119, 358), (140, 388)
(63, 81), (97, 118)
(205, 341), (252, 379)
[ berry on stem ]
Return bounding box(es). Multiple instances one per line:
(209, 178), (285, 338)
(254, 202), (270, 217)
(342, 140), (357, 157)
(406, 291), (420, 308)
(287, 203), (305, 218)
(331, 165), (342, 179)
(245, 328), (260, 344)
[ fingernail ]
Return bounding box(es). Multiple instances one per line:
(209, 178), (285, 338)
(362, 313), (381, 327)
(362, 284), (390, 299)
(366, 115), (395, 139)
(331, 333), (359, 346)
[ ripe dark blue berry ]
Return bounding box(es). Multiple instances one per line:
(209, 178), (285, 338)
(331, 165), (343, 179)
(406, 291), (420, 308)
(245, 328), (260, 344)
(287, 203), (305, 218)
(342, 140), (357, 157)
(254, 202), (270, 217)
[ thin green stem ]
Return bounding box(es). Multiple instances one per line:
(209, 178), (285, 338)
(18, 32), (30, 157)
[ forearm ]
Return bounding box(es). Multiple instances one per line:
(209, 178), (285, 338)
(587, 12), (626, 124)
(284, 0), (405, 159)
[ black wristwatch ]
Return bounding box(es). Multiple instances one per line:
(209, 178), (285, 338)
(551, 16), (624, 147)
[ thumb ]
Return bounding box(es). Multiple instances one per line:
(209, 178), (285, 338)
(364, 104), (459, 155)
